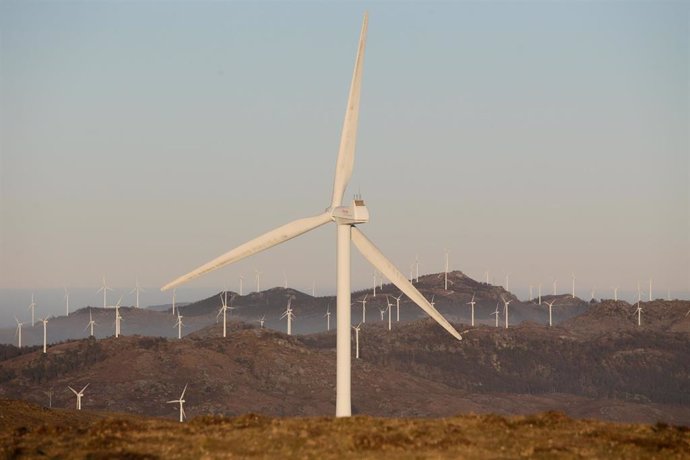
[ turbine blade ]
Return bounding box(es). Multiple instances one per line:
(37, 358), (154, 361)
(68, 386), (78, 395)
(180, 383), (188, 399)
(161, 212), (332, 291)
(351, 227), (462, 340)
(330, 13), (368, 208)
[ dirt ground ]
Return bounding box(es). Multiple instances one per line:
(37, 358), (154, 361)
(1, 399), (689, 459)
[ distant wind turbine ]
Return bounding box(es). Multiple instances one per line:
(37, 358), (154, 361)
(174, 313), (184, 339)
(85, 309), (97, 337)
(443, 249), (450, 291)
(544, 299), (557, 327)
(217, 293), (230, 338)
(352, 323), (361, 359)
(256, 315), (266, 328)
(611, 286), (619, 302)
(111, 296), (124, 338)
(63, 287), (70, 316)
(40, 317), (48, 353)
(502, 297), (512, 329)
(129, 279), (145, 309)
(648, 278), (653, 301)
(467, 293), (476, 327)
(281, 298), (295, 336)
(490, 302), (500, 328)
(28, 294), (36, 327)
(393, 293), (403, 322)
(571, 273), (576, 299)
(633, 302), (643, 326)
(358, 294), (368, 324)
(505, 272), (510, 292)
(538, 283), (542, 305)
(97, 276), (112, 309)
(378, 306), (386, 322)
(372, 271), (377, 297)
(167, 384), (187, 423)
(254, 269), (262, 293)
(239, 275), (244, 296)
(552, 279), (558, 296)
(14, 318), (23, 348)
(415, 254), (419, 283)
(172, 288), (177, 316)
(386, 296), (392, 331)
(159, 14), (461, 418)
(324, 305), (332, 331)
(68, 384), (89, 411)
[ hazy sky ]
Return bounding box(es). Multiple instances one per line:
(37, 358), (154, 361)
(1, 1), (688, 310)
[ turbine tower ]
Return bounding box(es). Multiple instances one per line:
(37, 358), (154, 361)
(358, 294), (368, 324)
(159, 14), (461, 418)
(40, 317), (48, 353)
(502, 297), (512, 329)
(386, 296), (392, 331)
(611, 286), (619, 301)
(172, 288), (177, 316)
(648, 278), (653, 301)
(393, 293), (403, 322)
(544, 299), (557, 327)
(633, 302), (643, 326)
(281, 298), (295, 335)
(571, 273), (576, 299)
(167, 384), (187, 423)
(490, 302), (500, 328)
(28, 294), (36, 327)
(14, 318), (23, 348)
(254, 269), (262, 293)
(467, 293), (476, 327)
(325, 305), (332, 331)
(174, 313), (184, 339)
(443, 249), (449, 291)
(130, 279), (145, 309)
(111, 296), (123, 338)
(217, 293), (230, 338)
(64, 287), (70, 316)
(97, 276), (112, 309)
(68, 384), (89, 410)
(239, 275), (244, 296)
(372, 271), (377, 297)
(85, 310), (96, 337)
(352, 323), (361, 359)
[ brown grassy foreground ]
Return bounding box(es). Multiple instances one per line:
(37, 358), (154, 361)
(2, 400), (689, 459)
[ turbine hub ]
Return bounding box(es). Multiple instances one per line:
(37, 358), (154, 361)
(332, 198), (369, 225)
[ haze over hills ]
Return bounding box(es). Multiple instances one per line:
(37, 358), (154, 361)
(0, 271), (616, 346)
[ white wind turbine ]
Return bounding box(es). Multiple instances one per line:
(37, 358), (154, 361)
(372, 271), (377, 297)
(352, 323), (362, 359)
(171, 288), (177, 316)
(544, 299), (557, 327)
(63, 287), (70, 316)
(217, 293), (231, 338)
(256, 314), (266, 328)
(40, 317), (48, 353)
(504, 272), (510, 291)
(633, 302), (643, 326)
(358, 294), (368, 324)
(443, 249), (450, 291)
(324, 305), (332, 331)
(68, 384), (89, 410)
(239, 275), (244, 296)
(97, 276), (112, 309)
(467, 293), (476, 327)
(14, 318), (23, 348)
(490, 302), (500, 328)
(502, 297), (512, 329)
(571, 273), (576, 299)
(552, 279), (558, 295)
(111, 296), (123, 338)
(174, 313), (184, 339)
(281, 298), (295, 336)
(85, 309), (97, 337)
(167, 384), (187, 423)
(28, 294), (36, 327)
(159, 14), (461, 418)
(393, 293), (403, 322)
(378, 306), (386, 322)
(385, 296), (392, 331)
(611, 286), (619, 301)
(130, 279), (145, 309)
(648, 278), (653, 301)
(254, 269), (262, 293)
(415, 254), (420, 283)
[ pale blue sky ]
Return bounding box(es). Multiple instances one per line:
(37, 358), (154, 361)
(1, 1), (688, 316)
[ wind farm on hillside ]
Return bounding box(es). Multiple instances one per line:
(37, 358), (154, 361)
(2, 4), (689, 459)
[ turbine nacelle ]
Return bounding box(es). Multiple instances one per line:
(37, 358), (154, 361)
(330, 198), (370, 225)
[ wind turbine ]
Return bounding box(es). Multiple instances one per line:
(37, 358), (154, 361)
(504, 272), (510, 291)
(281, 298), (295, 336)
(393, 293), (403, 322)
(544, 299), (557, 327)
(174, 313), (184, 339)
(611, 286), (619, 301)
(217, 293), (230, 338)
(28, 294), (36, 327)
(325, 305), (332, 331)
(633, 302), (643, 326)
(358, 294), (368, 324)
(85, 309), (97, 337)
(352, 323), (361, 359)
(111, 296), (124, 338)
(552, 279), (558, 296)
(172, 288), (177, 316)
(256, 315), (266, 328)
(490, 302), (500, 328)
(571, 273), (576, 299)
(648, 278), (653, 301)
(97, 276), (112, 309)
(14, 318), (23, 348)
(40, 317), (48, 353)
(63, 287), (70, 316)
(129, 279), (145, 309)
(502, 297), (512, 329)
(239, 275), (244, 296)
(68, 384), (89, 410)
(254, 269), (262, 293)
(378, 306), (386, 321)
(443, 249), (450, 290)
(385, 296), (392, 331)
(372, 271), (377, 297)
(467, 293), (476, 327)
(167, 384), (187, 423)
(159, 14), (461, 418)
